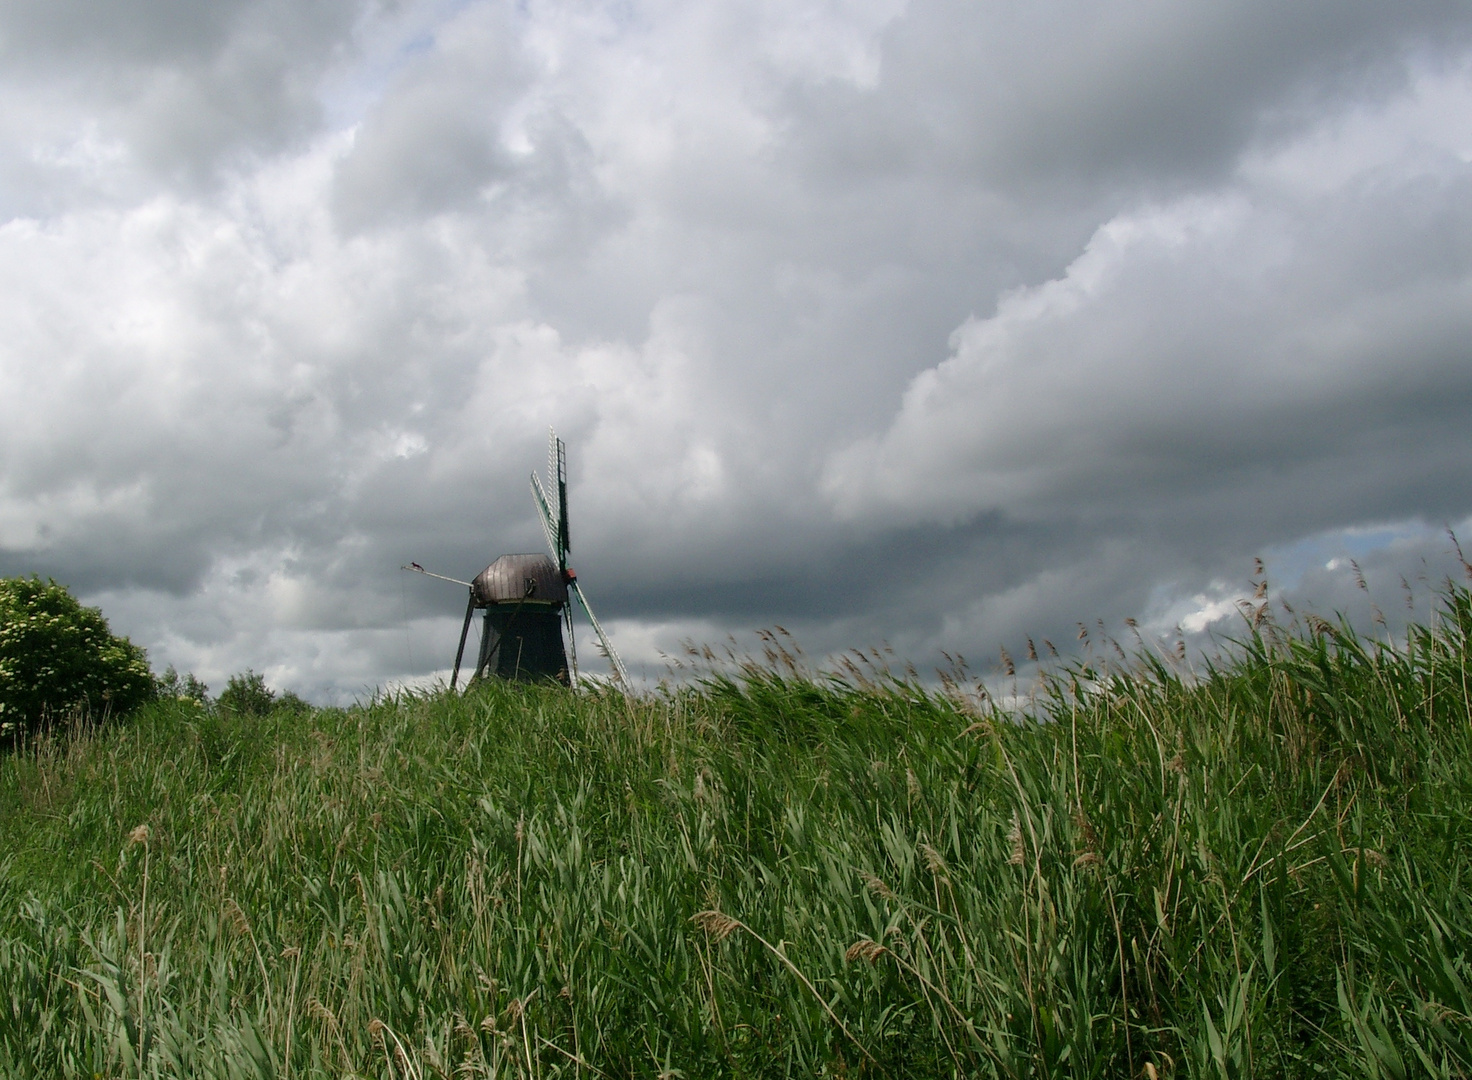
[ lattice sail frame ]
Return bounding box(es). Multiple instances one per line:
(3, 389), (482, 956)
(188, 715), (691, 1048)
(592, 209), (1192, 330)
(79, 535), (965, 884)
(530, 428), (629, 688)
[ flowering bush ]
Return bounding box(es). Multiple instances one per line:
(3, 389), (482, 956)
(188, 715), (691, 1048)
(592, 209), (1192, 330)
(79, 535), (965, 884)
(0, 576), (154, 736)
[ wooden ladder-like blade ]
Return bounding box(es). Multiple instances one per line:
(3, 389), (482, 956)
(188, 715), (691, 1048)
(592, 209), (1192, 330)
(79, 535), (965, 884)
(529, 473), (560, 560)
(570, 579), (628, 688)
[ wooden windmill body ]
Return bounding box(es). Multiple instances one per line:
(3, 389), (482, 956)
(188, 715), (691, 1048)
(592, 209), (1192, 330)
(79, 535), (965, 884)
(405, 429), (629, 689)
(456, 553), (569, 685)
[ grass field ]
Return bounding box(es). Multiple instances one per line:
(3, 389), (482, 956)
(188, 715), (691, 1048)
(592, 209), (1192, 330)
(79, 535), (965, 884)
(0, 586), (1470, 1078)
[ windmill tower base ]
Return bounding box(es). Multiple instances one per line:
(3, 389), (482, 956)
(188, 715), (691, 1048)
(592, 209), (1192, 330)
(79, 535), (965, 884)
(472, 606), (569, 685)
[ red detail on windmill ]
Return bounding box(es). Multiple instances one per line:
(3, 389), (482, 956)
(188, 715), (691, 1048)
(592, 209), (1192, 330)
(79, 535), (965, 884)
(562, 568), (577, 584)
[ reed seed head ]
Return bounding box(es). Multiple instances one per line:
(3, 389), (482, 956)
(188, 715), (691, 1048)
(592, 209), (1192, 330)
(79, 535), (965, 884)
(1007, 816), (1025, 865)
(306, 998), (339, 1031)
(918, 842), (947, 875)
(224, 897), (251, 936)
(859, 870), (897, 901)
(1356, 847), (1388, 868)
(693, 909), (740, 942)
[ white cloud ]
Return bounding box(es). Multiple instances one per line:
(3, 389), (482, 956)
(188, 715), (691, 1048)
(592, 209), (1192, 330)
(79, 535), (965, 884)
(825, 67), (1472, 535)
(2, 0), (1472, 697)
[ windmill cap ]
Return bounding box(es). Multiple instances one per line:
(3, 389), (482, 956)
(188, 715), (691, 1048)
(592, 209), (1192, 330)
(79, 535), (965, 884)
(471, 553), (569, 607)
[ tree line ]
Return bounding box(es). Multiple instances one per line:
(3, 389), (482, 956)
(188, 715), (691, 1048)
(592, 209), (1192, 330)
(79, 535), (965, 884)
(0, 575), (304, 737)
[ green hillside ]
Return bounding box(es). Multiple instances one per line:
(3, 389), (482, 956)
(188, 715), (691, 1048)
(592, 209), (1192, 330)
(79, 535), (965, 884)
(1, 591), (1470, 1078)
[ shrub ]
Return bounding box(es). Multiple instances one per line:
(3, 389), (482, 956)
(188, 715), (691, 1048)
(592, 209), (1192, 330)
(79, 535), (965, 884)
(275, 689), (312, 715)
(0, 576), (153, 736)
(218, 669), (276, 717)
(157, 665), (210, 704)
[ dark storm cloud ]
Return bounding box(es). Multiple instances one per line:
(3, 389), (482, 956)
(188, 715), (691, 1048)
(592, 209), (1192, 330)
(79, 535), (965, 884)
(2, 0), (1472, 699)
(0, 0), (377, 203)
(1, 0), (263, 63)
(825, 176), (1472, 531)
(791, 0), (1472, 190)
(816, 137), (1472, 662)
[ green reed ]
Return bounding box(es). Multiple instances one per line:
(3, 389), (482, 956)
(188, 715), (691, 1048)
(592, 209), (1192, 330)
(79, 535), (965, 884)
(0, 587), (1468, 1077)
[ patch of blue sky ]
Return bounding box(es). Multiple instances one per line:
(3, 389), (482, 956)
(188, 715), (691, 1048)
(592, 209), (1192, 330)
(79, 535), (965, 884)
(1137, 516), (1470, 643)
(1262, 519), (1443, 589)
(316, 0), (473, 133)
(599, 0), (643, 29)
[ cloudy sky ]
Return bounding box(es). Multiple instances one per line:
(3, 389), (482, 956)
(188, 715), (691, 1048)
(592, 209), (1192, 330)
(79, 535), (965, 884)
(3, 0), (1472, 700)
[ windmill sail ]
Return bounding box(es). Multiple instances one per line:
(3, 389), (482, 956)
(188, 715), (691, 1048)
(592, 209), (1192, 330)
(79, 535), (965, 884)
(529, 428), (628, 689)
(530, 468), (578, 680)
(555, 435), (570, 564)
(563, 597), (579, 681)
(530, 472), (560, 558)
(569, 579), (628, 686)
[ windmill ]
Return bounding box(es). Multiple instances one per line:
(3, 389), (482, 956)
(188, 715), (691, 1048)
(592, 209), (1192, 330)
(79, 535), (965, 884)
(403, 428), (629, 689)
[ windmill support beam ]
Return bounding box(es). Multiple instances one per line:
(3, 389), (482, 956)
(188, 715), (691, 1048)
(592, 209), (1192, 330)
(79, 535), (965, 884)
(450, 594), (475, 690)
(472, 610), (494, 683)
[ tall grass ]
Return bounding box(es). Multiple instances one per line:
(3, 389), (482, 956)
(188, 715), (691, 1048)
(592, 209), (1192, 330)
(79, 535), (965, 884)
(0, 588), (1469, 1077)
